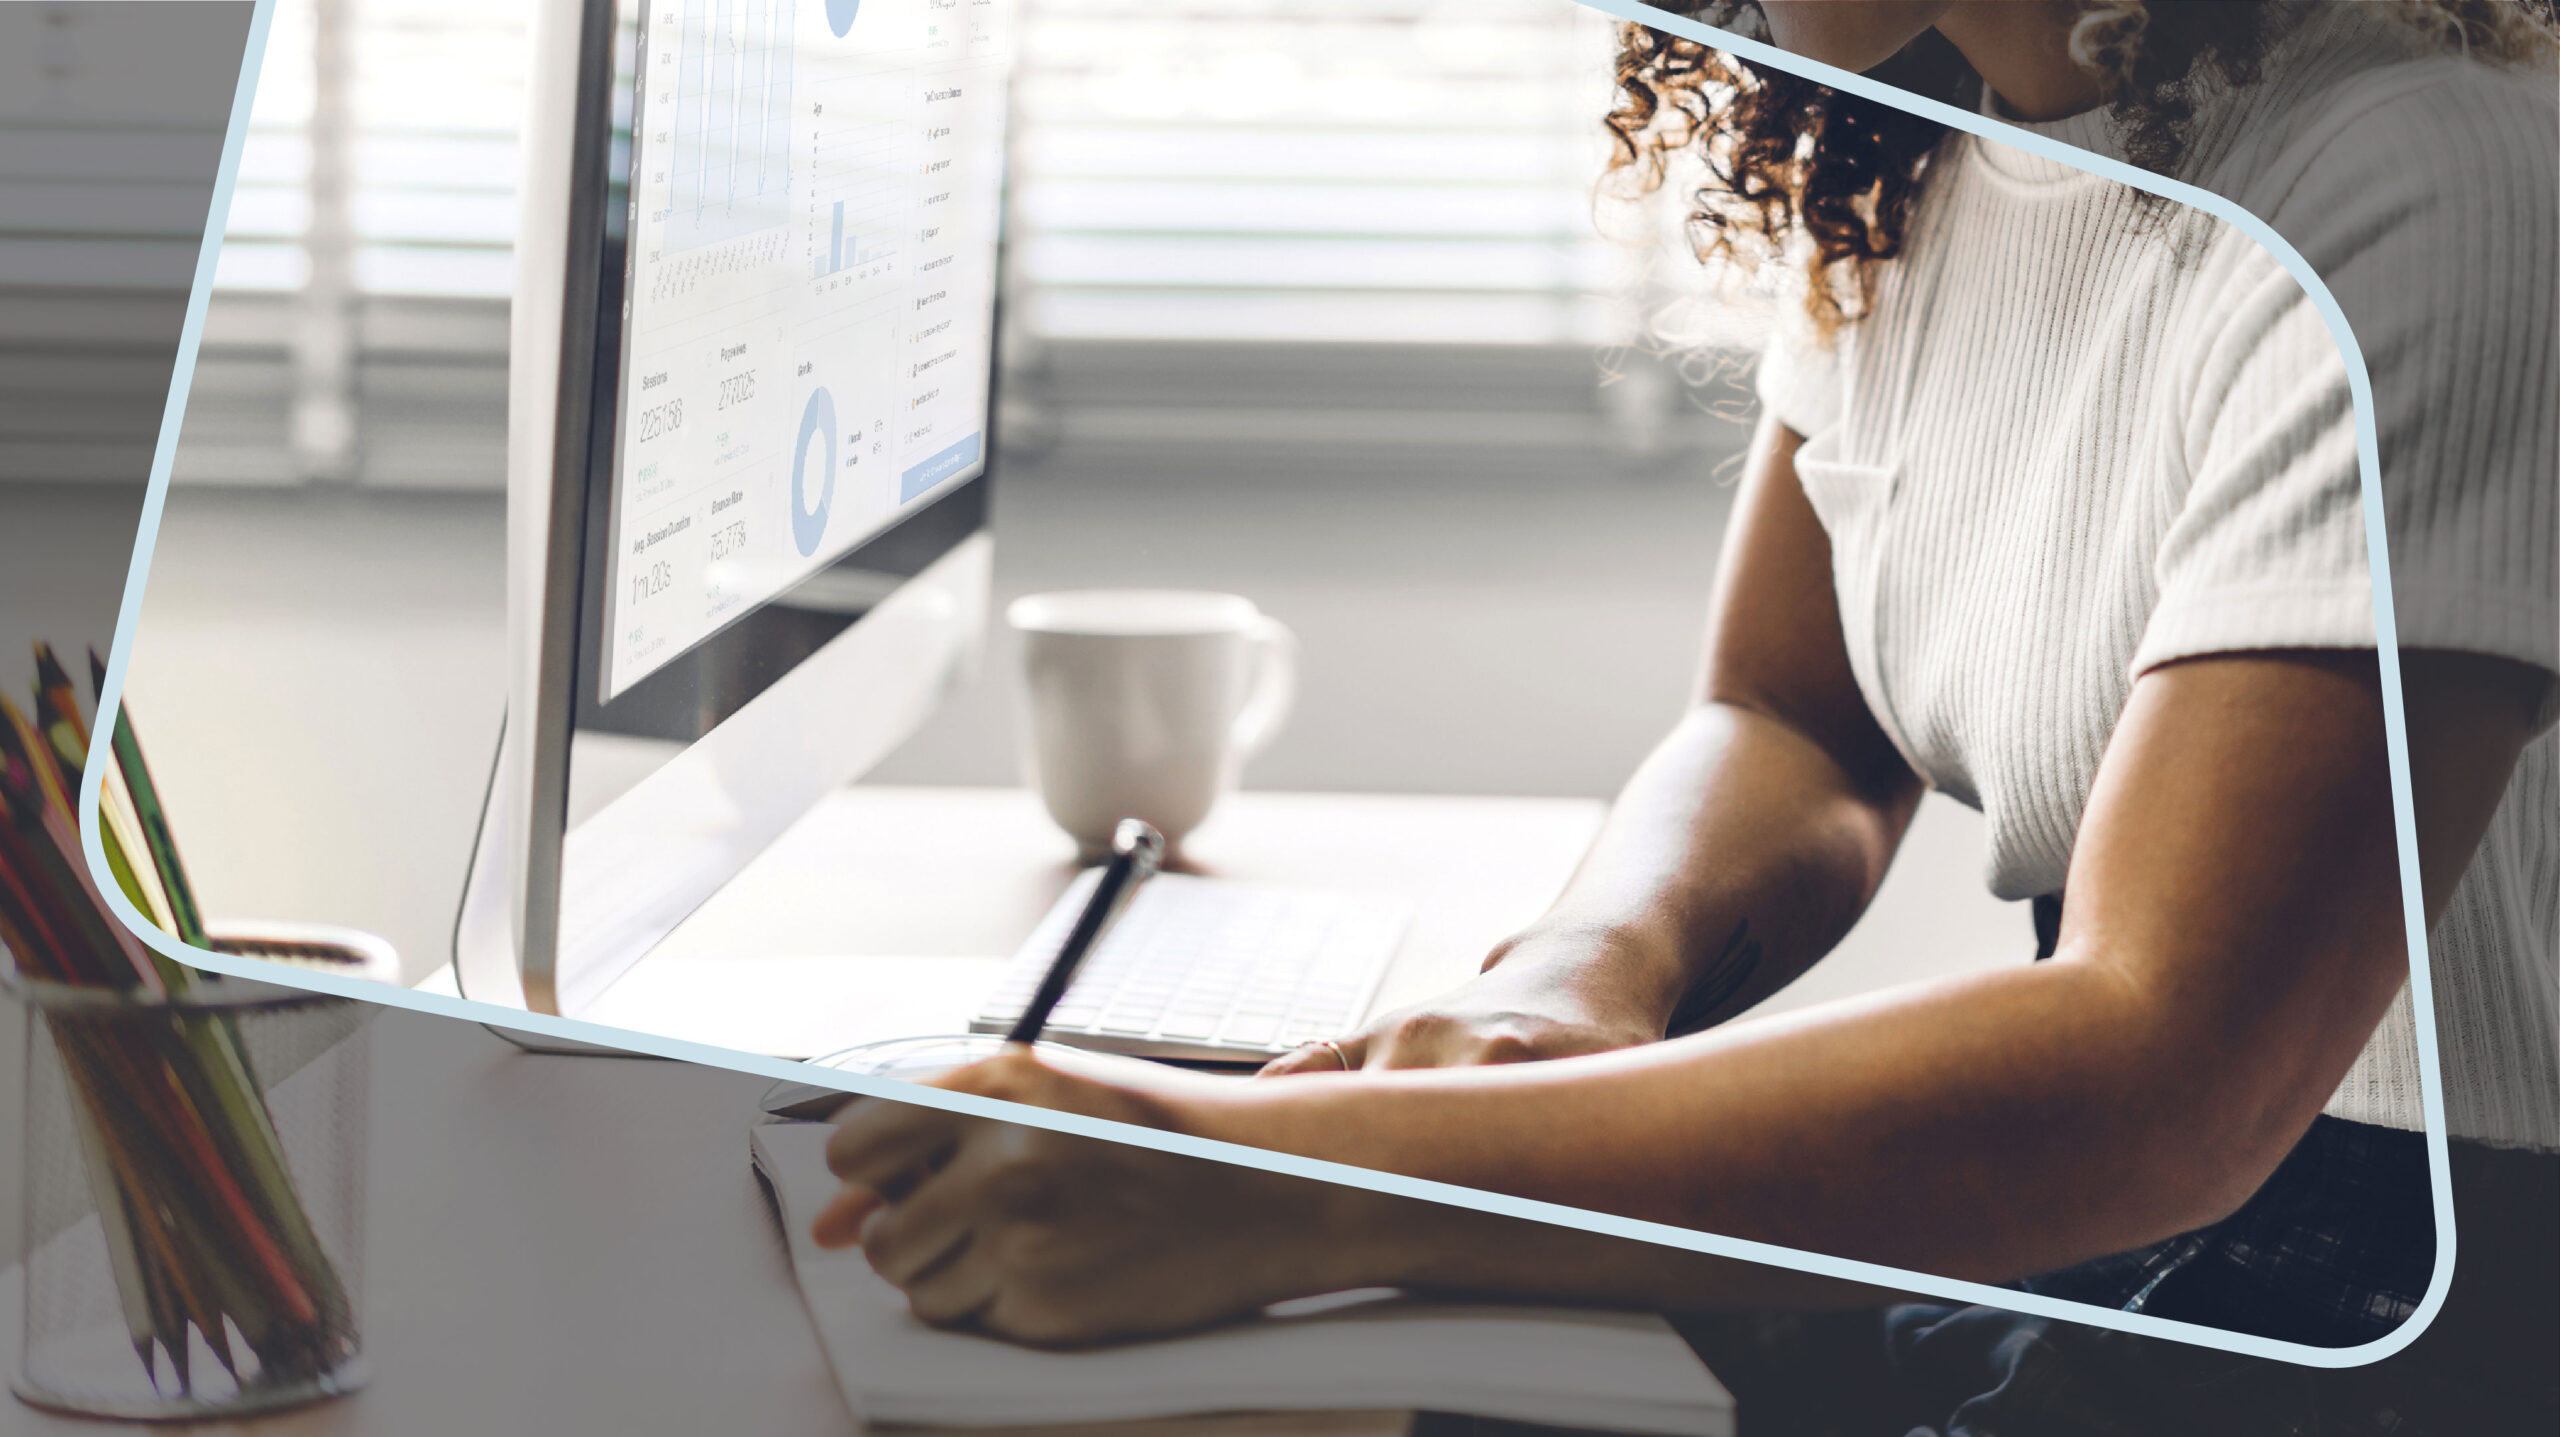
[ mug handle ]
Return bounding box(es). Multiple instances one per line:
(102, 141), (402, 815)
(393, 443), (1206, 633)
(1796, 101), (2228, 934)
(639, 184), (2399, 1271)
(1230, 615), (1298, 760)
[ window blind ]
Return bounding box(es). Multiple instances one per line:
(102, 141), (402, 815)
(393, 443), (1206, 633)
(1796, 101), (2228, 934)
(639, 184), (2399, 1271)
(185, 0), (533, 487)
(0, 2), (242, 487)
(1010, 0), (1634, 347)
(998, 1), (1744, 473)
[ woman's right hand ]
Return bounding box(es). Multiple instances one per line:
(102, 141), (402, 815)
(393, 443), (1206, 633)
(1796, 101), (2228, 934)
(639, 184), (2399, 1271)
(1259, 923), (1675, 1073)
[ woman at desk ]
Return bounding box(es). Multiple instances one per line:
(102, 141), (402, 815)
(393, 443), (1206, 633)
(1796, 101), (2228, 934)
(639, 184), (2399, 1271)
(816, 0), (2556, 1413)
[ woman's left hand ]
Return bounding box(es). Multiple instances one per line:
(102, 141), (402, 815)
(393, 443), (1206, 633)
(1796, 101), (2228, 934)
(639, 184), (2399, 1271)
(812, 1047), (1387, 1347)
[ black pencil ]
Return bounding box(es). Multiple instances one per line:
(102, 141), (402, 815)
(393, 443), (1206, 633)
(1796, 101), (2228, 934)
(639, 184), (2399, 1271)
(1004, 818), (1164, 1045)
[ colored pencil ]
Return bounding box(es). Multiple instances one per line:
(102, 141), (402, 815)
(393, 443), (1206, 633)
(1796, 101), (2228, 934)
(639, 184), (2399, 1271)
(0, 643), (359, 1396)
(107, 705), (208, 950)
(32, 644), (88, 795)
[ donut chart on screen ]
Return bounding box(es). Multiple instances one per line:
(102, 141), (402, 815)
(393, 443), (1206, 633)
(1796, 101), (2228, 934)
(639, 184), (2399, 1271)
(791, 387), (836, 557)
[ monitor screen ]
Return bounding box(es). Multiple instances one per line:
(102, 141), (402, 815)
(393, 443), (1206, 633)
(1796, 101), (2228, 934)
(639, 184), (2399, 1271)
(602, 0), (1010, 701)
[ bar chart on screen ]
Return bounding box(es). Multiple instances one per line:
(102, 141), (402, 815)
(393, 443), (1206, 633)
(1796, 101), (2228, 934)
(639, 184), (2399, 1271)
(807, 119), (907, 290)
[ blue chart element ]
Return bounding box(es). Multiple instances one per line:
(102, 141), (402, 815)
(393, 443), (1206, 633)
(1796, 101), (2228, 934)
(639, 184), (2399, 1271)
(791, 387), (837, 556)
(813, 200), (884, 279)
(899, 431), (981, 503)
(826, 0), (860, 39)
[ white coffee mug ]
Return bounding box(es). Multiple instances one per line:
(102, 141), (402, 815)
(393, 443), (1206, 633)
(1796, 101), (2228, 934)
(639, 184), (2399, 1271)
(1008, 590), (1297, 859)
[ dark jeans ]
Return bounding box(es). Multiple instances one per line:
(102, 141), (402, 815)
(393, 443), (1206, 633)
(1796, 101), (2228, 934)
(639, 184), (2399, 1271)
(1674, 1136), (2557, 1436)
(2012, 1115), (2434, 1349)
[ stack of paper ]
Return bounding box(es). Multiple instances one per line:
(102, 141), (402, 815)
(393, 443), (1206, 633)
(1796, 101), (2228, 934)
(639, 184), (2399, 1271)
(751, 1123), (1732, 1435)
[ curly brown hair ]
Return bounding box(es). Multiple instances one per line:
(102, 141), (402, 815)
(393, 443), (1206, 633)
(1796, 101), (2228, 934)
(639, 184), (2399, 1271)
(1608, 1), (2560, 334)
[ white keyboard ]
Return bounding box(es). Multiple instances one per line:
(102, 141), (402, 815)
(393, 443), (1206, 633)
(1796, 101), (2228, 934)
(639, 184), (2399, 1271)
(970, 871), (1410, 1063)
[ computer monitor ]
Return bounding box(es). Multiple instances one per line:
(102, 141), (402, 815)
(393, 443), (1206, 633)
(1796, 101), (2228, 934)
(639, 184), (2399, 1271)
(454, 0), (1013, 1020)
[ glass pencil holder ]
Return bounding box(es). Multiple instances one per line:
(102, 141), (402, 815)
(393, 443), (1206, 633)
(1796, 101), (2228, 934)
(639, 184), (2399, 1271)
(11, 968), (373, 1422)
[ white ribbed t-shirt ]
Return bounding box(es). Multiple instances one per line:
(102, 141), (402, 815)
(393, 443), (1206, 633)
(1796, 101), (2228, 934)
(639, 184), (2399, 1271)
(1757, 11), (2558, 1148)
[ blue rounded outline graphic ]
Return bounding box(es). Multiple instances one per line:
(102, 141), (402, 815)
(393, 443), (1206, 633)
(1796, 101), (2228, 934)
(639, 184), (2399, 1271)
(85, 0), (2462, 1377)
(825, 0), (860, 39)
(789, 385), (836, 557)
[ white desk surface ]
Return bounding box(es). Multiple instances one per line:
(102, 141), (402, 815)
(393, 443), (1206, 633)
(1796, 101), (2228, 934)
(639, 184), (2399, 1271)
(4, 788), (1609, 1435)
(2, 1014), (851, 1437)
(420, 785), (1610, 1061)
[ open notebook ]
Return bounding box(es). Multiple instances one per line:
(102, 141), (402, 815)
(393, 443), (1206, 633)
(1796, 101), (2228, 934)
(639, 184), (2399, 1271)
(750, 1123), (1732, 1434)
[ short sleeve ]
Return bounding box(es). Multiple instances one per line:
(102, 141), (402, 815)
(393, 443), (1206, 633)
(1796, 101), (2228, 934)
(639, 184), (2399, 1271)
(2137, 245), (2375, 673)
(2141, 66), (2560, 734)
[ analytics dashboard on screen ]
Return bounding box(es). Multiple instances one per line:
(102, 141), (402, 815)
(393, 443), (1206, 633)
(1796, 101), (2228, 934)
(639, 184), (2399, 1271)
(604, 0), (1010, 700)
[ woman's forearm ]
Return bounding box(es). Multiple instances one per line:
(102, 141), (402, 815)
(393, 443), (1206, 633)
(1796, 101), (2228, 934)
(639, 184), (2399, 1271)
(1183, 955), (2309, 1286)
(1204, 652), (2433, 1295)
(1514, 701), (1918, 1032)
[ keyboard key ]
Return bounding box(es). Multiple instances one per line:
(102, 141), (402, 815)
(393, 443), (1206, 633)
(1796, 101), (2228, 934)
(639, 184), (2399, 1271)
(1218, 1015), (1284, 1047)
(967, 874), (1409, 1057)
